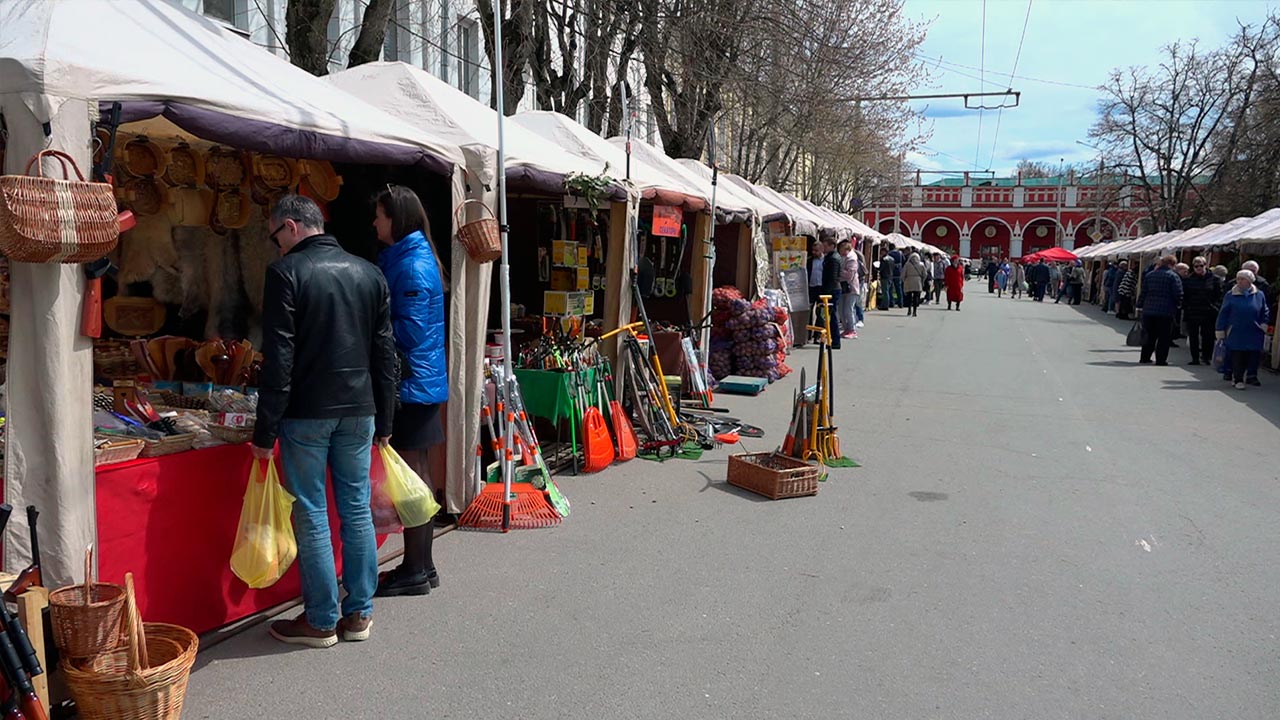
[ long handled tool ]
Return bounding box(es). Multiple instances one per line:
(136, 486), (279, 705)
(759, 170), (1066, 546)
(4, 508), (41, 604)
(0, 506), (46, 720)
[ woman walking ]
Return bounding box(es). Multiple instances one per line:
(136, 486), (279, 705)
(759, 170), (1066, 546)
(945, 255), (965, 310)
(374, 186), (448, 597)
(1115, 262), (1136, 320)
(1008, 260), (1025, 299)
(901, 252), (927, 317)
(1216, 269), (1270, 389)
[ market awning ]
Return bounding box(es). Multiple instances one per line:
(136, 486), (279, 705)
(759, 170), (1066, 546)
(0, 0), (464, 175)
(606, 138), (749, 223)
(513, 112), (706, 211)
(675, 160), (779, 226)
(719, 175), (800, 229)
(329, 62), (620, 198)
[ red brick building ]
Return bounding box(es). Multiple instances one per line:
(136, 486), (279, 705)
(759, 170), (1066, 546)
(865, 172), (1152, 260)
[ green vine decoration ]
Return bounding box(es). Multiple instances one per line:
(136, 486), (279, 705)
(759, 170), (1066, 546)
(565, 166), (613, 214)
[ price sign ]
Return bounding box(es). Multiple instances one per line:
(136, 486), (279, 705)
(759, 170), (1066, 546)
(651, 205), (682, 237)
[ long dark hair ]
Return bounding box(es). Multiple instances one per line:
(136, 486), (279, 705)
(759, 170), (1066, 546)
(377, 185), (448, 286)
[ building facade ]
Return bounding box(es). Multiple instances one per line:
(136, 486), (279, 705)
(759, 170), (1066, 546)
(866, 172), (1155, 260)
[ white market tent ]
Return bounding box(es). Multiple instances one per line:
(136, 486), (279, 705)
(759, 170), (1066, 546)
(330, 61), (634, 514)
(609, 138), (749, 222)
(513, 111), (708, 210)
(674, 159), (777, 294)
(0, 0), (470, 583)
(330, 62), (616, 197)
(746, 183), (826, 237)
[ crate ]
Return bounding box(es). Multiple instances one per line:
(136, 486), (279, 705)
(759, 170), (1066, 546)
(726, 452), (819, 500)
(139, 433), (195, 458)
(94, 438), (145, 467)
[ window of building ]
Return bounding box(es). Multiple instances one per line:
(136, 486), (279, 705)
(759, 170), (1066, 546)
(458, 18), (479, 99)
(203, 0), (247, 30)
(438, 0), (451, 82)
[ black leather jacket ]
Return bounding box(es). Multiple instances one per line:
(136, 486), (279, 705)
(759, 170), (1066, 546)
(1181, 272), (1223, 319)
(253, 235), (398, 448)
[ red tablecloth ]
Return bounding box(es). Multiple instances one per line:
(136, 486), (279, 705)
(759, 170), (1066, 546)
(96, 443), (381, 634)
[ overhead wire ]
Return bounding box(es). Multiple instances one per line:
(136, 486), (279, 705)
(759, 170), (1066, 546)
(974, 0), (986, 170)
(913, 53), (1097, 90)
(987, 0), (1033, 170)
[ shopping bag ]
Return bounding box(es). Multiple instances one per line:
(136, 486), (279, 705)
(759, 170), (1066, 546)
(1125, 319), (1145, 347)
(379, 445), (441, 528)
(369, 448), (404, 534)
(230, 458), (297, 589)
(1211, 339), (1227, 372)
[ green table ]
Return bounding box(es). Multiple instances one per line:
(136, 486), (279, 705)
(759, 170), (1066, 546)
(514, 368), (600, 425)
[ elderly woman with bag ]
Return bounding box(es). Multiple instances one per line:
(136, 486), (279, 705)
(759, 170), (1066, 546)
(1217, 269), (1270, 389)
(901, 252), (927, 317)
(373, 185), (448, 597)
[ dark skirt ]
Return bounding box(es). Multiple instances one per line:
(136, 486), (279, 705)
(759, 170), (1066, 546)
(391, 402), (445, 452)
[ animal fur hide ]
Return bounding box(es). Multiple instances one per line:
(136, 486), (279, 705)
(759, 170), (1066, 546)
(119, 213), (178, 285)
(170, 226), (211, 320)
(204, 231), (248, 340)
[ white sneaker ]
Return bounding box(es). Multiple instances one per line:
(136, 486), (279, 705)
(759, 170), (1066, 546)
(855, 321), (865, 328)
(1235, 382), (1247, 390)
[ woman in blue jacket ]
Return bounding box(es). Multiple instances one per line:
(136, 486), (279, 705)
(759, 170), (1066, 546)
(373, 185), (448, 597)
(1216, 269), (1270, 390)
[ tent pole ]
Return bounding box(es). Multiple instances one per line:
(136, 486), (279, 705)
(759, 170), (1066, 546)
(493, 0), (514, 530)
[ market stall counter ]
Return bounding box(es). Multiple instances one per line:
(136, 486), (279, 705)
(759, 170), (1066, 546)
(95, 443), (384, 634)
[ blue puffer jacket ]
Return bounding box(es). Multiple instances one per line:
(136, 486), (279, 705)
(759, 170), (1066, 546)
(1217, 286), (1270, 352)
(378, 230), (448, 405)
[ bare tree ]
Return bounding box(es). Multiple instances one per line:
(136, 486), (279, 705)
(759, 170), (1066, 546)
(475, 0), (538, 113)
(348, 0), (395, 68)
(285, 0), (338, 75)
(1091, 40), (1252, 231)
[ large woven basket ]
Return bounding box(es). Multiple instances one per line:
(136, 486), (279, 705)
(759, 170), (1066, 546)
(49, 547), (126, 662)
(64, 574), (198, 720)
(726, 452), (819, 500)
(140, 433), (195, 458)
(94, 438), (146, 467)
(209, 424), (254, 445)
(0, 150), (121, 263)
(454, 199), (502, 264)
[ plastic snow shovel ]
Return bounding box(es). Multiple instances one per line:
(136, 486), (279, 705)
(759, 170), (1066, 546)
(602, 367), (637, 461)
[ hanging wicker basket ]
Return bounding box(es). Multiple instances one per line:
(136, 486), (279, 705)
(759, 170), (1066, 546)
(454, 199), (502, 264)
(49, 547), (126, 662)
(63, 574), (198, 720)
(0, 150), (121, 263)
(119, 137), (168, 178)
(163, 142), (206, 188)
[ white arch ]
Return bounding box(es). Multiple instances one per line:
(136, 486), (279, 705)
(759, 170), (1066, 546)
(1127, 218), (1154, 237)
(1021, 215), (1060, 228)
(920, 216), (962, 243)
(971, 216), (1014, 235)
(1076, 216), (1119, 241)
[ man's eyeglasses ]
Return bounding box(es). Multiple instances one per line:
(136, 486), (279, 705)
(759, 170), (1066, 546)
(268, 221), (286, 248)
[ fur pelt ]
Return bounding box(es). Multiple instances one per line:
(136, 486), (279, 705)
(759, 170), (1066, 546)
(170, 226), (211, 320)
(119, 213), (178, 285)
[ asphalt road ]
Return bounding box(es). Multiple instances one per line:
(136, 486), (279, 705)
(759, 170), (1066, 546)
(183, 280), (1280, 719)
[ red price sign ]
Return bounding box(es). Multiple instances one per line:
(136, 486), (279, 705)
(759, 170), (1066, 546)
(651, 205), (682, 237)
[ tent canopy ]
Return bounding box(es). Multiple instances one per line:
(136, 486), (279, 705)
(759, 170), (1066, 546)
(0, 0), (463, 175)
(329, 62), (617, 197)
(514, 111), (706, 210)
(607, 138), (747, 222)
(1024, 247), (1078, 263)
(720, 175), (801, 230)
(675, 160), (785, 226)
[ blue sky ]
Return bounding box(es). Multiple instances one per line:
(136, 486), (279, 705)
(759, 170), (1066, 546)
(904, 0), (1276, 179)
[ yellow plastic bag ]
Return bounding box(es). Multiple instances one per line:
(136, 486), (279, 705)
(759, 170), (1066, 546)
(379, 445), (441, 528)
(230, 458), (298, 589)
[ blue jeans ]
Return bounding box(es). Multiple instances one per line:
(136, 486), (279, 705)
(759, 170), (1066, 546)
(278, 416), (377, 630)
(1103, 289), (1115, 313)
(891, 277), (903, 307)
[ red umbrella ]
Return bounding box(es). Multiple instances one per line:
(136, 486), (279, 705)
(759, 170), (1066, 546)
(1026, 246), (1078, 263)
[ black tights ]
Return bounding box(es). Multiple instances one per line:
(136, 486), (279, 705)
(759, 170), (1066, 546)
(905, 291), (921, 315)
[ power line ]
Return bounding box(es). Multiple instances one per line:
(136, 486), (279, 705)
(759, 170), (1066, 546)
(987, 0), (1033, 169)
(913, 52), (1097, 90)
(974, 0), (987, 170)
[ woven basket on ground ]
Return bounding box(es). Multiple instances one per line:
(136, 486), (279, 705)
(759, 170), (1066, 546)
(64, 574), (198, 720)
(49, 547), (126, 662)
(454, 199), (502, 264)
(726, 452), (819, 500)
(0, 150), (120, 263)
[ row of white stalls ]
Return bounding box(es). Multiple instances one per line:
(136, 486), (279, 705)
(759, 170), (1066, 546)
(1077, 207), (1280, 368)
(0, 0), (879, 596)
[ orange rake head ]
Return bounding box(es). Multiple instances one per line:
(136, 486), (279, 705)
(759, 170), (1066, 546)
(458, 482), (561, 532)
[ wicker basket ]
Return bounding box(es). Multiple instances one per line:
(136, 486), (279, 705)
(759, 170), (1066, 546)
(94, 438), (146, 467)
(64, 574), (198, 720)
(156, 391), (210, 411)
(140, 433), (195, 458)
(0, 150), (121, 263)
(209, 424), (254, 445)
(726, 452), (819, 500)
(163, 143), (205, 188)
(49, 547), (126, 662)
(454, 199), (502, 264)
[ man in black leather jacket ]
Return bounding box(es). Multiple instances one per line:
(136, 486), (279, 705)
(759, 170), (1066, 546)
(252, 195), (397, 648)
(1181, 257), (1221, 365)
